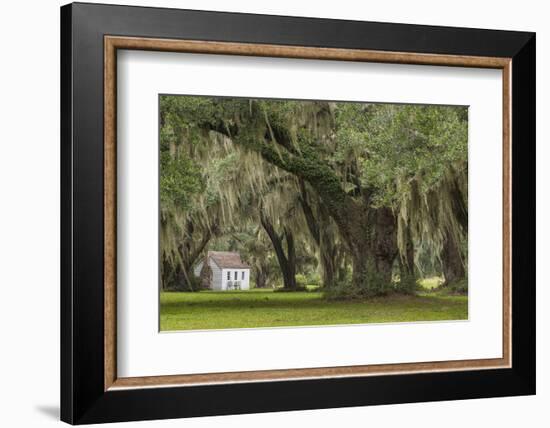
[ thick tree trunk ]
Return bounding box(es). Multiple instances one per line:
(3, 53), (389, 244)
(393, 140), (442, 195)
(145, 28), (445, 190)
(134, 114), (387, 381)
(260, 211), (297, 290)
(398, 227), (416, 294)
(337, 253), (349, 283)
(440, 177), (467, 288)
(161, 259), (172, 290)
(283, 230), (297, 289)
(172, 219), (215, 291)
(346, 206), (398, 294)
(350, 250), (369, 289)
(174, 262), (195, 291)
(441, 233), (465, 286)
(320, 246), (337, 288)
(371, 207), (399, 288)
(299, 180), (337, 288)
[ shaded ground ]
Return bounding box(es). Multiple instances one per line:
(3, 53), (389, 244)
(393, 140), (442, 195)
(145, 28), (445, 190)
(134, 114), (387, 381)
(160, 288), (467, 331)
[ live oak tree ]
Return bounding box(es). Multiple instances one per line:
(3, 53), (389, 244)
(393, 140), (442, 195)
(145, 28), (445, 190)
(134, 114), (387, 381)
(298, 179), (347, 288)
(160, 96), (468, 295)
(160, 104), (267, 290)
(159, 129), (206, 290)
(362, 103), (468, 289)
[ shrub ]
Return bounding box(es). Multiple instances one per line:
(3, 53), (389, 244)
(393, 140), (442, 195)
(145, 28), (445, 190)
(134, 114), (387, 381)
(443, 278), (468, 295)
(394, 273), (417, 295)
(305, 271), (321, 286)
(324, 285), (371, 300)
(295, 273), (308, 288)
(323, 278), (389, 300)
(166, 275), (203, 292)
(270, 274), (309, 292)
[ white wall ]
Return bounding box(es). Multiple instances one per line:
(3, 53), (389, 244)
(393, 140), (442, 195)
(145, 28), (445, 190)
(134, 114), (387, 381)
(210, 262), (223, 290)
(0, 1), (547, 427)
(220, 268), (250, 290)
(242, 270), (250, 290)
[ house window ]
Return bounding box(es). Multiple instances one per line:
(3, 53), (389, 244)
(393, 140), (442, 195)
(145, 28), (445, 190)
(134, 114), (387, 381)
(227, 271), (230, 280)
(242, 271), (245, 280)
(234, 271), (238, 280)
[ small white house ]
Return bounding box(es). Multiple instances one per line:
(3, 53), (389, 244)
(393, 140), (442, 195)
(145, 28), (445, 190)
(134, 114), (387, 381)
(194, 251), (250, 290)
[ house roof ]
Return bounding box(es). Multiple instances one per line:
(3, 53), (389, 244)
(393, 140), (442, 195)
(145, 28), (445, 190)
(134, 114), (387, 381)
(208, 251), (250, 269)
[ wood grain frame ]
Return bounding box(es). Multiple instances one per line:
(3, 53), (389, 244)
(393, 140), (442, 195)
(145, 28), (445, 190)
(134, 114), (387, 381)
(104, 36), (512, 391)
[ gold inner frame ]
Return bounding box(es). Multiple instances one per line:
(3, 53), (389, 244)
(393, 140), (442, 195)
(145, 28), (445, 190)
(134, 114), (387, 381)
(104, 35), (512, 391)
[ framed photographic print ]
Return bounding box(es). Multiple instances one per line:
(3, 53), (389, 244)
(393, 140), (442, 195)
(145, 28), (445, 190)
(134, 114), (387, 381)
(60, 2), (535, 424)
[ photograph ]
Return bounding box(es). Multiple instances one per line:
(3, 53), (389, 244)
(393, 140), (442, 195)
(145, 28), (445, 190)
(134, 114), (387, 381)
(159, 95), (469, 331)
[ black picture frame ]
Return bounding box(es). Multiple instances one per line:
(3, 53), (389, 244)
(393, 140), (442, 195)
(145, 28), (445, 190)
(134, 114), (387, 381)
(61, 2), (535, 424)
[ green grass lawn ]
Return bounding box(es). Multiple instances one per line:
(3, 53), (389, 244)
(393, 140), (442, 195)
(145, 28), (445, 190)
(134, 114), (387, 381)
(160, 288), (467, 331)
